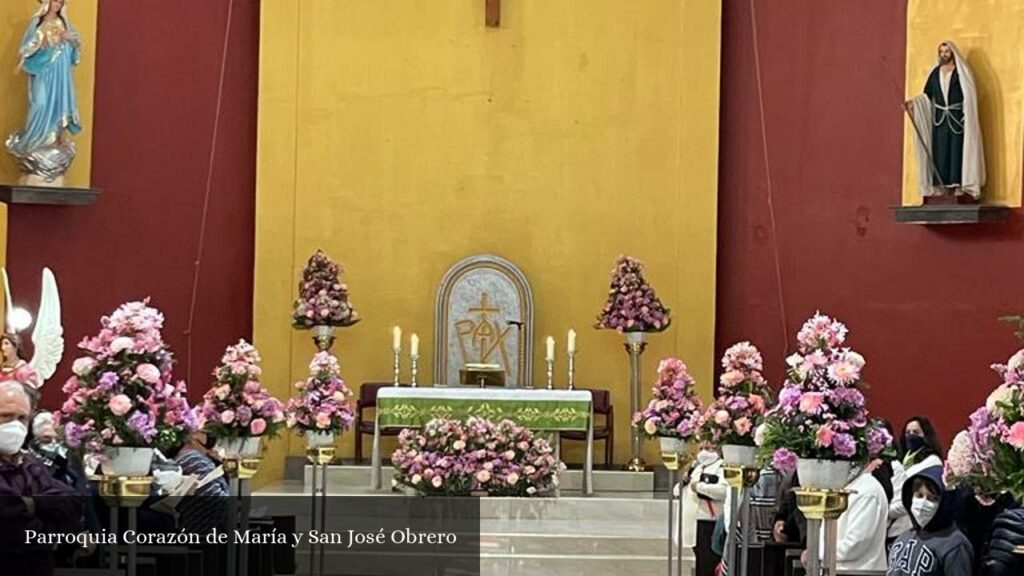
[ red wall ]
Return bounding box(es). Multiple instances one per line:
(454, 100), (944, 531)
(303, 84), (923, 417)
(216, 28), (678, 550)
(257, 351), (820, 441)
(716, 0), (1024, 444)
(6, 1), (258, 408)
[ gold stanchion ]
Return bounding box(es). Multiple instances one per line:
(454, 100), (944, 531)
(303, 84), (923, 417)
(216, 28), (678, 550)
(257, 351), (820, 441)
(625, 332), (649, 471)
(307, 443), (336, 576)
(661, 440), (691, 576)
(92, 475), (153, 576)
(722, 466), (760, 576)
(222, 456), (262, 576)
(795, 489), (850, 576)
(1014, 545), (1024, 555)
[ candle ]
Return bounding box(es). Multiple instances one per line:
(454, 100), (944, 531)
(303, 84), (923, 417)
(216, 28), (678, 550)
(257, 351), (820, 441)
(567, 329), (576, 354)
(392, 326), (402, 352)
(545, 336), (555, 361)
(410, 333), (419, 356)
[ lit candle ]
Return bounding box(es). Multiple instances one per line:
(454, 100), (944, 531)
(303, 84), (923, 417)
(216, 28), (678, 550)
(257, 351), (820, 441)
(392, 326), (402, 352)
(410, 333), (419, 356)
(545, 336), (555, 362)
(567, 329), (576, 354)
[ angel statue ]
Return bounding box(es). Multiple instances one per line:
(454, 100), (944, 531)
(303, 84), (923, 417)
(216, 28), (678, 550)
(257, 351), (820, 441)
(6, 0), (82, 187)
(0, 268), (65, 398)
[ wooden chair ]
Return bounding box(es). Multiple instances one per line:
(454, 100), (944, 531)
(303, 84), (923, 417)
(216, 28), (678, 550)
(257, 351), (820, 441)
(354, 382), (401, 464)
(559, 388), (613, 467)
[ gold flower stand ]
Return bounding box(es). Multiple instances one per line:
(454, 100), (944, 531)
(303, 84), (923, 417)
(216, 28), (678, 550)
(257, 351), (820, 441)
(223, 456), (262, 576)
(662, 444), (691, 576)
(722, 466), (761, 576)
(625, 333), (649, 471)
(91, 475), (153, 576)
(795, 489), (850, 576)
(306, 444), (336, 576)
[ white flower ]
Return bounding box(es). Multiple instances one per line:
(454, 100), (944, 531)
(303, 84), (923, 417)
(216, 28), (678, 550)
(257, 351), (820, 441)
(411, 474), (422, 485)
(526, 486), (537, 495)
(507, 473), (520, 485)
(986, 384), (1016, 416)
(643, 419), (658, 435)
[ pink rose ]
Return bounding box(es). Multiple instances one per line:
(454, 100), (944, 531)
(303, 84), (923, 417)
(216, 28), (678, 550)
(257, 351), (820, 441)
(734, 417), (752, 435)
(221, 410), (236, 424)
(72, 357), (98, 377)
(799, 392), (825, 414)
(250, 418), (267, 435)
(749, 394), (765, 413)
(135, 363), (162, 384)
(719, 370), (745, 388)
(714, 410), (731, 425)
(1004, 422), (1024, 450)
(476, 469), (492, 483)
(108, 394), (132, 416)
(110, 337), (135, 354)
(315, 413), (332, 429)
(815, 425), (835, 448)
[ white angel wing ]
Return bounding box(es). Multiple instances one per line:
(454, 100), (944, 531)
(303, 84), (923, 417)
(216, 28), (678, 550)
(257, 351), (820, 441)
(1, 268), (13, 333)
(30, 267), (64, 383)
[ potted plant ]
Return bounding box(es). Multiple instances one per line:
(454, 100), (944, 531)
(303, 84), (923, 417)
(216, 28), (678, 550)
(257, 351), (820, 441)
(285, 351), (354, 447)
(58, 300), (196, 476)
(199, 340), (286, 458)
(633, 357), (704, 463)
(292, 250), (359, 351)
(759, 313), (892, 489)
(701, 342), (771, 466)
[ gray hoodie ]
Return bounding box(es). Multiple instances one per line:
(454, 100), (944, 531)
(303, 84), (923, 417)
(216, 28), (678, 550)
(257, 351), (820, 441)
(887, 465), (973, 576)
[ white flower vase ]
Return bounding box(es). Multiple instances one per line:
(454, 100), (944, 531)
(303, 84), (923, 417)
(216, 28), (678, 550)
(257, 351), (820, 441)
(797, 458), (852, 490)
(305, 430), (336, 448)
(659, 436), (687, 471)
(625, 331), (647, 345)
(313, 325), (336, 352)
(216, 436), (263, 458)
(103, 447), (154, 477)
(721, 444), (758, 467)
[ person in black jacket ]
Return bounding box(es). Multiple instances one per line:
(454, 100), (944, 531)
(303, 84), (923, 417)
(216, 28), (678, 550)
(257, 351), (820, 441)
(981, 507), (1024, 576)
(952, 487), (1017, 574)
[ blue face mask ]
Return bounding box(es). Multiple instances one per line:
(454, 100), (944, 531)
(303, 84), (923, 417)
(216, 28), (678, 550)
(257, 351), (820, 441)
(905, 434), (927, 454)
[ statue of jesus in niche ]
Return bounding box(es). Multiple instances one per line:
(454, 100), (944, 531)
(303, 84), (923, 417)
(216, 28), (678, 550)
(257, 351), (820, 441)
(905, 40), (985, 201)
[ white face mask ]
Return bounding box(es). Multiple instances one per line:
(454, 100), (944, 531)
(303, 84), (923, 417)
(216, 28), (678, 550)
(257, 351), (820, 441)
(0, 420), (28, 455)
(911, 496), (939, 529)
(697, 449), (719, 466)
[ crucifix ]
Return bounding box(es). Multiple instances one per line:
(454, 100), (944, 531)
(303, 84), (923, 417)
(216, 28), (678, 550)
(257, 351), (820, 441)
(485, 0), (500, 28)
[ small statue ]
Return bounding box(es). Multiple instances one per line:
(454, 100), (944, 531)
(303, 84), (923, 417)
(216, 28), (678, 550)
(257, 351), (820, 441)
(905, 41), (985, 200)
(6, 0), (82, 187)
(0, 268), (65, 392)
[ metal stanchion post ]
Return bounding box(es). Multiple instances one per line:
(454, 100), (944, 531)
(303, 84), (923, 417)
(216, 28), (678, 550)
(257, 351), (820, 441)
(723, 466), (760, 576)
(795, 489), (850, 576)
(675, 468), (684, 576)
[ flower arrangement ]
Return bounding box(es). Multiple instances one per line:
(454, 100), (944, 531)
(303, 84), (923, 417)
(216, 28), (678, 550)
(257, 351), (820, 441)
(391, 417), (564, 497)
(57, 300), (196, 454)
(633, 357), (704, 439)
(945, 348), (1024, 501)
(700, 342), (771, 446)
(292, 250), (359, 329)
(759, 313), (892, 473)
(285, 351), (354, 433)
(595, 255), (670, 333)
(198, 340), (286, 439)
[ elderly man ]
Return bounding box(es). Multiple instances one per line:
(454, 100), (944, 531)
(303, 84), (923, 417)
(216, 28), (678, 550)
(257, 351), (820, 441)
(0, 381), (81, 575)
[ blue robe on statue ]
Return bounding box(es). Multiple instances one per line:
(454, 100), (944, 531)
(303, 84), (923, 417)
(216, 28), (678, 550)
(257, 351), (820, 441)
(7, 14), (81, 158)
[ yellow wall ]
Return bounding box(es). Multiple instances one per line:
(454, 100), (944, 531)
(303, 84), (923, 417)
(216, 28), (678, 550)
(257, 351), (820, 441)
(256, 0), (722, 482)
(0, 1), (96, 188)
(902, 0), (1024, 207)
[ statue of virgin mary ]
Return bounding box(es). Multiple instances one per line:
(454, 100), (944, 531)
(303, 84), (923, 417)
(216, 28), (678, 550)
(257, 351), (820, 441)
(6, 0), (82, 187)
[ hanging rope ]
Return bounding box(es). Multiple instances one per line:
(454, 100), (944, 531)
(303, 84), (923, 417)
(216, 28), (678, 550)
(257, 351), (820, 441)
(186, 0), (236, 383)
(748, 0), (790, 355)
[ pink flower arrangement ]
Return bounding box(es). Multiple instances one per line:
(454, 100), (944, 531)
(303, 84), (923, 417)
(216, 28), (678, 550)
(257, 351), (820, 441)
(595, 255), (670, 333)
(56, 300), (196, 454)
(198, 340), (286, 439)
(944, 347), (1024, 501)
(633, 357), (704, 439)
(759, 313), (891, 472)
(285, 351), (354, 433)
(701, 342), (772, 446)
(292, 250), (360, 329)
(391, 417), (565, 496)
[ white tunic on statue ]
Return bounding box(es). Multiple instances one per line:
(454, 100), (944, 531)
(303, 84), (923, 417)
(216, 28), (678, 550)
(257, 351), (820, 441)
(674, 452), (728, 548)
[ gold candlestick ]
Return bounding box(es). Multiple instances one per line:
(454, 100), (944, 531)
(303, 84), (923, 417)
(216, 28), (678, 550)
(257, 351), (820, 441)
(567, 351), (576, 390)
(545, 357), (554, 390)
(410, 354), (420, 387)
(392, 348), (401, 386)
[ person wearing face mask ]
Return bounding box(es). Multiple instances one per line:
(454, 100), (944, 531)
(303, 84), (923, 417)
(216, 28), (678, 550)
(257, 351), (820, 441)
(888, 465), (972, 576)
(0, 381), (81, 576)
(890, 415), (945, 541)
(677, 445), (728, 554)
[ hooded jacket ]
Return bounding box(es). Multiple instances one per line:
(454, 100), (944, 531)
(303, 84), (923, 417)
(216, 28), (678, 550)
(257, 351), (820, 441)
(888, 465), (973, 576)
(981, 507), (1024, 576)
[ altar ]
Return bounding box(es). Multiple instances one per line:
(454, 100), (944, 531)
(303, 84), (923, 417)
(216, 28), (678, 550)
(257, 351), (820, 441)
(369, 387), (595, 495)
